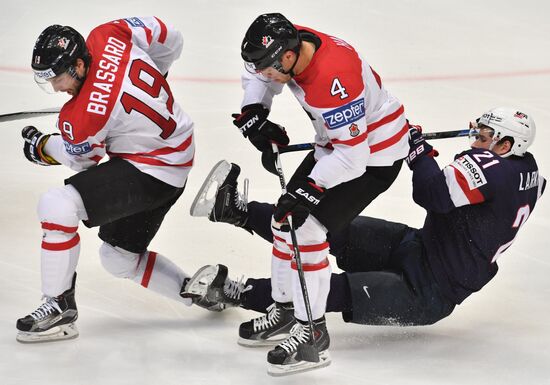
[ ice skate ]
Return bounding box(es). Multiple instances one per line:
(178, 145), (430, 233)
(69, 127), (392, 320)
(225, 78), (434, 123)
(189, 160), (249, 227)
(267, 317), (331, 376)
(16, 274), (78, 343)
(238, 302), (296, 347)
(180, 277), (224, 312)
(181, 264), (251, 310)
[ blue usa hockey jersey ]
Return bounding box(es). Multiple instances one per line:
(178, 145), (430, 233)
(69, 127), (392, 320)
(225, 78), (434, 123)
(411, 148), (546, 304)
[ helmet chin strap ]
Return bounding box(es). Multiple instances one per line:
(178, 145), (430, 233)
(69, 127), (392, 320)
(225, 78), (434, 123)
(279, 50), (300, 78)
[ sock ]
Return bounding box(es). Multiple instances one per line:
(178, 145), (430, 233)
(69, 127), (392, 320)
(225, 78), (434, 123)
(133, 251), (192, 306)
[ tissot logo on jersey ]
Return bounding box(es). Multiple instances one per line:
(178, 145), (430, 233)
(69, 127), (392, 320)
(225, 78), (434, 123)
(322, 99), (365, 129)
(453, 155), (487, 189)
(63, 141), (92, 155)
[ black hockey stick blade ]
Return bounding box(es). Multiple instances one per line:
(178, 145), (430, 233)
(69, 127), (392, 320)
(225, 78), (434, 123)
(279, 143), (314, 154)
(0, 107), (61, 123)
(278, 129), (470, 155)
(296, 342), (320, 363)
(261, 150), (280, 176)
(421, 128), (469, 139)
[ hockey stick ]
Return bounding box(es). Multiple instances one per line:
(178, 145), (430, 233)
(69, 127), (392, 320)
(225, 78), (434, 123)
(271, 143), (320, 363)
(0, 107), (61, 123)
(422, 128), (469, 140)
(278, 129), (470, 154)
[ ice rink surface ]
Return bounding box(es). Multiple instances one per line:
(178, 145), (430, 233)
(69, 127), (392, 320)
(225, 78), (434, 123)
(1, 1), (549, 384)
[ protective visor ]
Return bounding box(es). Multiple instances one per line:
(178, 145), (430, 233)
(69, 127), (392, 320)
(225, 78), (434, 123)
(468, 124), (495, 145)
(33, 68), (73, 94)
(244, 58), (285, 75)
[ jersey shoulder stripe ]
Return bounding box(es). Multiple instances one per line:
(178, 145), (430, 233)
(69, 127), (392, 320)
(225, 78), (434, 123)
(121, 16), (167, 46)
(444, 152), (489, 207)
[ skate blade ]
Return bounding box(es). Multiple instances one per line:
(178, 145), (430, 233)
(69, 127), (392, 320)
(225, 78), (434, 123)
(180, 265), (220, 298)
(267, 351), (331, 377)
(189, 160), (232, 217)
(237, 335), (288, 348)
(16, 323), (79, 343)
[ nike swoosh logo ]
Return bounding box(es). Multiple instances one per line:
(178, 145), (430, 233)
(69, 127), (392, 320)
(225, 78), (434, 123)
(363, 285), (371, 298)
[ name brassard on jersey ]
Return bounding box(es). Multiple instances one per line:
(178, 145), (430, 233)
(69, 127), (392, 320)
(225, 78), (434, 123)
(87, 36), (126, 116)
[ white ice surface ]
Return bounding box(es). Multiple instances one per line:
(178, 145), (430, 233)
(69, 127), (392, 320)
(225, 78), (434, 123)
(1, 1), (549, 384)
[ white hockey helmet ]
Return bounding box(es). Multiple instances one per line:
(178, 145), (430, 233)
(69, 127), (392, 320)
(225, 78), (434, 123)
(477, 107), (536, 157)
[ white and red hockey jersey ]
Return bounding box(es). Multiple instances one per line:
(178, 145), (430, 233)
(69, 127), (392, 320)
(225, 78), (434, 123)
(45, 16), (194, 187)
(240, 26), (409, 189)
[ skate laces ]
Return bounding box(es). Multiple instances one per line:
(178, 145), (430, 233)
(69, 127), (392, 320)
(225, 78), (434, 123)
(234, 178), (249, 212)
(280, 323), (311, 354)
(30, 296), (62, 321)
(223, 275), (252, 301)
(253, 303), (282, 331)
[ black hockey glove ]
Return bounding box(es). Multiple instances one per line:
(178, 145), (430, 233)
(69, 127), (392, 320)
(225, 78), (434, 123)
(405, 123), (438, 169)
(22, 126), (60, 166)
(273, 177), (325, 230)
(232, 104), (289, 152)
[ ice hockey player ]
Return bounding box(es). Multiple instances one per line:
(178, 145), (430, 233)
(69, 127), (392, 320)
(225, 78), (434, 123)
(16, 17), (206, 343)
(189, 12), (410, 375)
(185, 107), (545, 375)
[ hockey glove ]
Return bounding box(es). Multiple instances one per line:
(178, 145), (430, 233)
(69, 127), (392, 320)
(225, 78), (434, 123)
(232, 104), (289, 152)
(405, 124), (438, 169)
(273, 177), (325, 230)
(22, 126), (60, 166)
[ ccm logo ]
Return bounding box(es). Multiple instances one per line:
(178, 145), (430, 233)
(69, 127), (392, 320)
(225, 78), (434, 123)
(296, 188), (320, 205)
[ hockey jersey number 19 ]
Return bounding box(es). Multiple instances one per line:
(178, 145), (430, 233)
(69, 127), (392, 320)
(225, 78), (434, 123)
(47, 16), (194, 188)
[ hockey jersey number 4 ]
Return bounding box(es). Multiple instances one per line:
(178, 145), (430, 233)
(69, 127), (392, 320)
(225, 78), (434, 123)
(240, 25), (409, 189)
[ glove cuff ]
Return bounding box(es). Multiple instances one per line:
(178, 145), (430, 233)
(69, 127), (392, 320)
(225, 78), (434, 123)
(241, 103), (268, 113)
(37, 135), (61, 165)
(306, 178), (325, 193)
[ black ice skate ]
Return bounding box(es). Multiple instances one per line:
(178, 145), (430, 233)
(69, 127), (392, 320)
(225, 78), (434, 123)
(16, 274), (78, 343)
(189, 160), (249, 227)
(239, 302), (296, 347)
(267, 317), (331, 377)
(181, 264), (251, 310)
